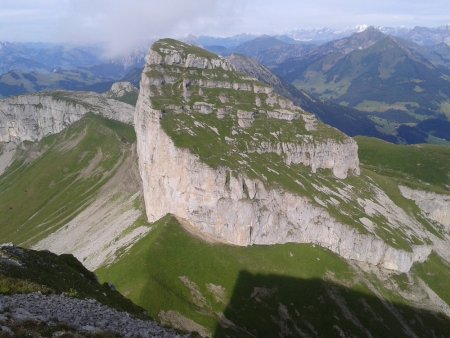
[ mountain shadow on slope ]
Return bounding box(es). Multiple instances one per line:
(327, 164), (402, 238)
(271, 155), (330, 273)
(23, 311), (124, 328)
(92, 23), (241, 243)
(214, 271), (450, 338)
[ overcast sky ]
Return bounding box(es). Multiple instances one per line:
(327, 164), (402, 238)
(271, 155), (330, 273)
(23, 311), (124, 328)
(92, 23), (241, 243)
(1, 0), (449, 56)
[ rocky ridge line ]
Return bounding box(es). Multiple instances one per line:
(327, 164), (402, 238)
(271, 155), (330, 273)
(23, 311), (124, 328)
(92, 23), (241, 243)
(0, 89), (134, 144)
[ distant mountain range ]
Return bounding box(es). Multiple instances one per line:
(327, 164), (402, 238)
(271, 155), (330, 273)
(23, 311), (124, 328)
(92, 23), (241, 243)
(271, 28), (450, 143)
(212, 27), (450, 144)
(188, 24), (450, 53)
(285, 24), (450, 45)
(0, 42), (102, 74)
(0, 42), (146, 98)
(387, 25), (450, 46)
(1, 26), (450, 144)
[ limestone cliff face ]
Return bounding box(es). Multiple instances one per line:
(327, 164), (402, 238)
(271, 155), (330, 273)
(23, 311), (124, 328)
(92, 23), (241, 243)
(135, 39), (432, 272)
(0, 91), (134, 143)
(400, 186), (450, 228)
(251, 137), (359, 179)
(136, 106), (429, 272)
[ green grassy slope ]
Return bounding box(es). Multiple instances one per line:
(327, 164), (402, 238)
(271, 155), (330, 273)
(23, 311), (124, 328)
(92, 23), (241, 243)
(98, 215), (450, 337)
(356, 136), (450, 240)
(115, 91), (139, 106)
(414, 253), (450, 307)
(357, 136), (450, 193)
(0, 114), (136, 246)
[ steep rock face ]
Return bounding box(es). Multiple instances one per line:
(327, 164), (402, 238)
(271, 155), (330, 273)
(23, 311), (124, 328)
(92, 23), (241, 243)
(136, 106), (429, 272)
(0, 142), (16, 176)
(400, 186), (450, 228)
(0, 91), (134, 143)
(251, 137), (359, 179)
(135, 39), (432, 272)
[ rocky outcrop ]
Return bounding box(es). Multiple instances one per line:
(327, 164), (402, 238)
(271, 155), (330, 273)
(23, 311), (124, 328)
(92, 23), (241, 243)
(135, 39), (429, 272)
(0, 142), (16, 176)
(399, 186), (450, 228)
(106, 81), (138, 98)
(250, 137), (359, 179)
(399, 185), (450, 263)
(0, 91), (134, 143)
(0, 293), (184, 337)
(105, 81), (139, 106)
(149, 41), (233, 71)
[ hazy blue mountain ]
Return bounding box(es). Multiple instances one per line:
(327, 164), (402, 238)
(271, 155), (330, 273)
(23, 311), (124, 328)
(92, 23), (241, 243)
(393, 25), (450, 46)
(230, 35), (314, 67)
(225, 29), (450, 144)
(185, 33), (258, 55)
(0, 42), (103, 74)
(120, 66), (144, 87)
(233, 35), (290, 56)
(0, 69), (116, 97)
(0, 42), (146, 97)
(285, 26), (367, 42)
(269, 28), (450, 143)
(192, 34), (257, 48)
(284, 25), (450, 46)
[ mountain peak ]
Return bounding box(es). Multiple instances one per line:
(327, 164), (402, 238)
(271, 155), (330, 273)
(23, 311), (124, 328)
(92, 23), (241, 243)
(314, 26), (385, 56)
(355, 24), (369, 32)
(353, 25), (385, 39)
(149, 38), (233, 72)
(152, 38), (219, 60)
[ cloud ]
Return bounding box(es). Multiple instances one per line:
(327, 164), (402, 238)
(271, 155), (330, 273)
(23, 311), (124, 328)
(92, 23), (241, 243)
(0, 0), (68, 42)
(57, 0), (241, 57)
(1, 0), (450, 56)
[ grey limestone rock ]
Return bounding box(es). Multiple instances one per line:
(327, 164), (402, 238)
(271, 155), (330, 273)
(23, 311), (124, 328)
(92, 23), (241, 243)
(0, 91), (134, 144)
(135, 39), (431, 273)
(0, 293), (185, 337)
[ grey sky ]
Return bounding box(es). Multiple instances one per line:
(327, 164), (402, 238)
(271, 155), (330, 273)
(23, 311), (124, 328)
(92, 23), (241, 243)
(1, 0), (449, 56)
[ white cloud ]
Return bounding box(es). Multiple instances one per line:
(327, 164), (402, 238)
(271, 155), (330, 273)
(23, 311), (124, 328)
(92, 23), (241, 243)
(56, 0), (241, 56)
(0, 0), (449, 55)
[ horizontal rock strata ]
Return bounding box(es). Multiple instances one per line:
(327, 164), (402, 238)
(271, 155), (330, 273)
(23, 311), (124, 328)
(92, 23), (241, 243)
(135, 39), (429, 272)
(0, 91), (134, 143)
